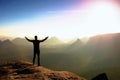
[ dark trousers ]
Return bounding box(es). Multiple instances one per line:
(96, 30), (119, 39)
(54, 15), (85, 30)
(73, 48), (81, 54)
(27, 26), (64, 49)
(33, 50), (40, 66)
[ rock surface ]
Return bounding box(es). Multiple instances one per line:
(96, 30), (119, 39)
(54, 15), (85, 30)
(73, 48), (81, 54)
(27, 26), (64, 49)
(0, 61), (86, 80)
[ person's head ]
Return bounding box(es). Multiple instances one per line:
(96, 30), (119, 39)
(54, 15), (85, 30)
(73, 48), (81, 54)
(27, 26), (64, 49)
(35, 36), (37, 40)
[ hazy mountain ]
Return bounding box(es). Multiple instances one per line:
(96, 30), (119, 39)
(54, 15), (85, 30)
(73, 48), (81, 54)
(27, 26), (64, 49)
(82, 33), (120, 79)
(66, 39), (84, 52)
(12, 37), (64, 46)
(12, 38), (31, 46)
(86, 33), (120, 65)
(43, 36), (64, 46)
(0, 33), (120, 79)
(71, 39), (83, 47)
(0, 39), (17, 51)
(0, 40), (23, 63)
(0, 39), (14, 47)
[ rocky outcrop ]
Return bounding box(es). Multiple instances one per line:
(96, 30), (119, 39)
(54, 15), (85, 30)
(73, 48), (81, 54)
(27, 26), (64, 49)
(0, 61), (86, 80)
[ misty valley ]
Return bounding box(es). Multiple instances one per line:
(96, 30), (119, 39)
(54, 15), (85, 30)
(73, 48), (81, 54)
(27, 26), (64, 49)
(0, 33), (120, 80)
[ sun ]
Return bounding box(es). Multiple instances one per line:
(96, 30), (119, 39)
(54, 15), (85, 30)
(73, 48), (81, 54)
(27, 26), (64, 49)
(80, 1), (120, 37)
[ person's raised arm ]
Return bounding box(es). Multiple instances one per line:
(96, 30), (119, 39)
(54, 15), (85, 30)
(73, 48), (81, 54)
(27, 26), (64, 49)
(25, 36), (33, 42)
(40, 36), (49, 42)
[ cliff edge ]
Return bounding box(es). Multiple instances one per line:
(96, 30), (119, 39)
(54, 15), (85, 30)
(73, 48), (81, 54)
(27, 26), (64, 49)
(0, 61), (86, 80)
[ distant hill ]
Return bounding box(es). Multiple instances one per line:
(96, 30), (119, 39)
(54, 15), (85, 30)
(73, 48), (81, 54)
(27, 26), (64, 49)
(0, 40), (23, 63)
(0, 61), (86, 80)
(0, 39), (15, 47)
(12, 37), (64, 46)
(12, 38), (30, 46)
(43, 36), (64, 46)
(86, 33), (120, 66)
(71, 39), (83, 47)
(66, 39), (84, 52)
(70, 38), (84, 49)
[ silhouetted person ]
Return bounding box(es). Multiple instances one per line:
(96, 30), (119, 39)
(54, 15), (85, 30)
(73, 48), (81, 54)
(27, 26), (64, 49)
(25, 36), (48, 66)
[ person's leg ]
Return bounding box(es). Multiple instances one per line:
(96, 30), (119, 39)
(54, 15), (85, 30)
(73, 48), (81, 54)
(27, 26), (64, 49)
(37, 53), (40, 66)
(33, 50), (36, 65)
(37, 50), (40, 66)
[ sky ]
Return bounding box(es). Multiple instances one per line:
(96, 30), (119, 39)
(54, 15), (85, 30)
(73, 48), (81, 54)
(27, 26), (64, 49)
(0, 0), (120, 40)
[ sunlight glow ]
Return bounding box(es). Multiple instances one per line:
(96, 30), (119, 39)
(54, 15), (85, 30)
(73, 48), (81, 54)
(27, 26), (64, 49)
(81, 2), (120, 35)
(0, 1), (120, 40)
